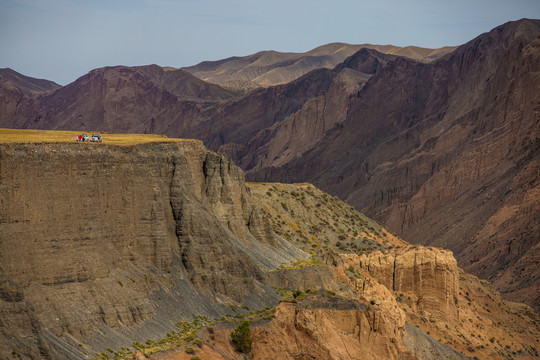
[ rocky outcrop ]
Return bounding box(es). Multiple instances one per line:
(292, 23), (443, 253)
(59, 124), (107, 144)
(249, 296), (411, 360)
(0, 141), (303, 359)
(343, 247), (459, 324)
(340, 246), (540, 359)
(149, 295), (414, 360)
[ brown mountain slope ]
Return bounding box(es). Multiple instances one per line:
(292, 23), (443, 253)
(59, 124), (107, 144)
(240, 19), (540, 311)
(0, 68), (62, 128)
(0, 65), (237, 132)
(182, 43), (456, 91)
(183, 48), (396, 162)
(0, 68), (61, 95)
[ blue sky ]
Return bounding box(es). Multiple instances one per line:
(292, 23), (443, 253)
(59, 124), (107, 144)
(1, 0), (539, 85)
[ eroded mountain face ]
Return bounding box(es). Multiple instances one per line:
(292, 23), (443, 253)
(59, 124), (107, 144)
(239, 19), (540, 312)
(0, 140), (538, 360)
(186, 20), (540, 312)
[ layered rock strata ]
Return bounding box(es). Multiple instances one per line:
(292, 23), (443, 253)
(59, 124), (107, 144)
(0, 141), (303, 359)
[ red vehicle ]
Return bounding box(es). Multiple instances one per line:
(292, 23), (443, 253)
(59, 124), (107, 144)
(76, 134), (89, 142)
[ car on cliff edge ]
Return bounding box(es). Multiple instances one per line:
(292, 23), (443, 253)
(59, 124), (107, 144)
(90, 134), (102, 143)
(76, 134), (89, 142)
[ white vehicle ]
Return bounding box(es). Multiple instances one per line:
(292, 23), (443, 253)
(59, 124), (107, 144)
(76, 134), (89, 142)
(90, 134), (102, 143)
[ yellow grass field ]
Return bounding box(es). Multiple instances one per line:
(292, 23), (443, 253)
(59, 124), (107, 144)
(0, 128), (197, 145)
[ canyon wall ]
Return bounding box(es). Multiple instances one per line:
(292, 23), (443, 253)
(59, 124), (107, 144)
(0, 141), (302, 359)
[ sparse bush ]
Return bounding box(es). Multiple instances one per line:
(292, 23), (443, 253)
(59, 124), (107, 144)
(231, 321), (252, 353)
(193, 338), (203, 348)
(292, 290), (302, 299)
(185, 347), (196, 354)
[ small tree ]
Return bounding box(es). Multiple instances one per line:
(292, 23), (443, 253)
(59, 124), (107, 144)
(231, 321), (252, 353)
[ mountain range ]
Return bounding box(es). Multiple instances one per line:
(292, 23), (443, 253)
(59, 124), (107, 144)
(0, 18), (539, 315)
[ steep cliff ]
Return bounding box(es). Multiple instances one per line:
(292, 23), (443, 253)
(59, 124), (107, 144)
(0, 139), (303, 359)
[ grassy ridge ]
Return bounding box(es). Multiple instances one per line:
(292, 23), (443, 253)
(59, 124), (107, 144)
(0, 128), (198, 145)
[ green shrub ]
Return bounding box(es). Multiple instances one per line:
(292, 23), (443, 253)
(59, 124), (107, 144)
(193, 338), (203, 348)
(185, 347), (196, 354)
(231, 321), (252, 353)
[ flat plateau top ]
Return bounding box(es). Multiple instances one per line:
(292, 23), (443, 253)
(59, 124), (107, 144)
(0, 128), (197, 145)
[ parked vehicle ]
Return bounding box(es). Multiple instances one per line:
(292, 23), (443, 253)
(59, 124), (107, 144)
(76, 134), (89, 142)
(90, 134), (102, 143)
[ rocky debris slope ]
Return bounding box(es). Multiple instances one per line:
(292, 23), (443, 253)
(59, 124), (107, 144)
(125, 182), (537, 360)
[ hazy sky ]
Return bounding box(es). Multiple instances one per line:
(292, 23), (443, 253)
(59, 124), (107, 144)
(1, 0), (539, 85)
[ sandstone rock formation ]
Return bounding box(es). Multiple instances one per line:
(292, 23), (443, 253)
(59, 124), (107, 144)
(344, 247), (460, 324)
(340, 245), (539, 359)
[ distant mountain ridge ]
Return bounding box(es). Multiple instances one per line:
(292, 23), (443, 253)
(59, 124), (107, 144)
(182, 42), (457, 90)
(0, 64), (237, 132)
(0, 68), (61, 95)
